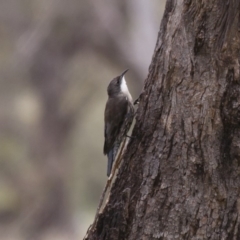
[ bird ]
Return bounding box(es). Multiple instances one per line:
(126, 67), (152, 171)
(104, 69), (134, 177)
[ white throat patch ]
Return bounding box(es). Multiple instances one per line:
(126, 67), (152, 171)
(121, 76), (132, 101)
(121, 76), (129, 94)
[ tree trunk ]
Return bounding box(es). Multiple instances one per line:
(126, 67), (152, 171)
(85, 0), (240, 239)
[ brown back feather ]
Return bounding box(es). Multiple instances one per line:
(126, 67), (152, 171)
(104, 96), (128, 154)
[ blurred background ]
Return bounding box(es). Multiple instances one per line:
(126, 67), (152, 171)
(0, 0), (166, 239)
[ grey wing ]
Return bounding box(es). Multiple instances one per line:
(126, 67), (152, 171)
(103, 97), (128, 155)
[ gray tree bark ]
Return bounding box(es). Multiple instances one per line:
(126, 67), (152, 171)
(85, 0), (240, 239)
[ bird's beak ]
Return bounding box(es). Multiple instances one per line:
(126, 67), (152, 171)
(120, 69), (129, 79)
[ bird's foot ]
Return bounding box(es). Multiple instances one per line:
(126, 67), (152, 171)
(126, 135), (136, 139)
(134, 98), (139, 105)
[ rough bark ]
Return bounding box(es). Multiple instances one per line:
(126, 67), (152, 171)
(85, 0), (240, 239)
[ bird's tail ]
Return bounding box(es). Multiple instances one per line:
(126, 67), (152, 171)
(107, 149), (114, 177)
(107, 143), (121, 177)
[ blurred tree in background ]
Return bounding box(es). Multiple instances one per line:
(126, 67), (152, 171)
(0, 0), (166, 239)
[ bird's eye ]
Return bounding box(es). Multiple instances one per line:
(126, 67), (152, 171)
(116, 79), (120, 85)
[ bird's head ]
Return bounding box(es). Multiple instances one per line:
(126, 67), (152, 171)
(107, 69), (129, 97)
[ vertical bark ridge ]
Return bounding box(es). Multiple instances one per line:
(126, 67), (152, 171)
(85, 0), (240, 239)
